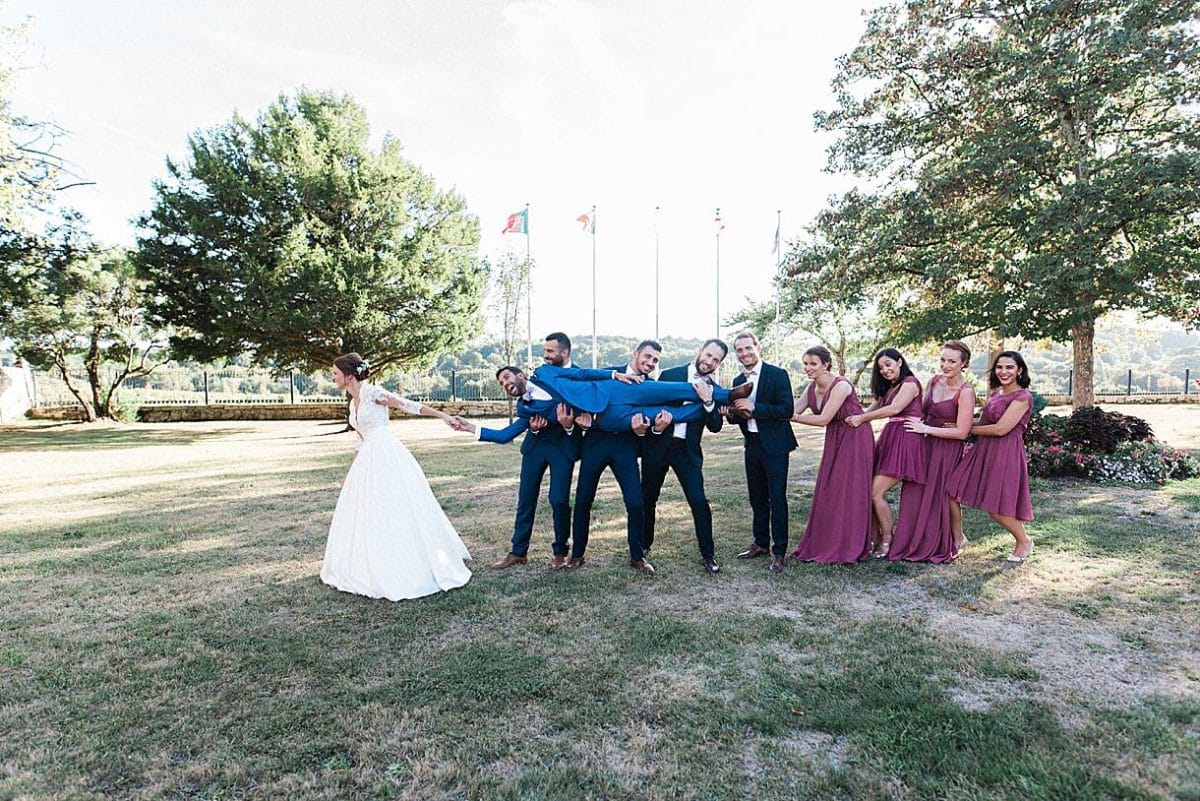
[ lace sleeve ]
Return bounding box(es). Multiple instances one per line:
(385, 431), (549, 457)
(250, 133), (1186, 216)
(371, 385), (422, 415)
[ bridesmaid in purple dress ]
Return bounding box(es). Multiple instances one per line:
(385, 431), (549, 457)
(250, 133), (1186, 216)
(891, 341), (977, 562)
(845, 348), (925, 558)
(946, 351), (1035, 562)
(790, 346), (873, 564)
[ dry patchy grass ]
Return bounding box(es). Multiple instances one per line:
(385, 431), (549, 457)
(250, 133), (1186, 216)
(1, 415), (1198, 800)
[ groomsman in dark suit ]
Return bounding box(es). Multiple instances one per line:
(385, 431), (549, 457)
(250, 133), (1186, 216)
(640, 338), (728, 573)
(568, 340), (662, 576)
(450, 332), (583, 570)
(453, 386), (579, 571)
(728, 331), (797, 572)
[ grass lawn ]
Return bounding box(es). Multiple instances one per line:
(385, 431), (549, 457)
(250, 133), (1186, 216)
(1, 411), (1198, 801)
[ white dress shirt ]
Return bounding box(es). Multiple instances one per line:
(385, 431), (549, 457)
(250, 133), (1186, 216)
(673, 363), (715, 440)
(741, 360), (762, 433)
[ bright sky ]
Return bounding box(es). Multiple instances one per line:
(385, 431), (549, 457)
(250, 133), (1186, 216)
(4, 0), (879, 342)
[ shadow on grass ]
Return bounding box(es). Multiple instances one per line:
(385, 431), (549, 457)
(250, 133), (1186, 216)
(0, 423), (258, 452)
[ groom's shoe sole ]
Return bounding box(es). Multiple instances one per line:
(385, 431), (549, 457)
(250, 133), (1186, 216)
(729, 382), (754, 401)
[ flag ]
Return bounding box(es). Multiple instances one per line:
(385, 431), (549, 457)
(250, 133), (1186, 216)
(772, 217), (781, 254)
(714, 207), (725, 234)
(576, 212), (594, 233)
(501, 208), (528, 235)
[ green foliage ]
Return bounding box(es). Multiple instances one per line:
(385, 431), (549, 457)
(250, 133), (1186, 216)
(793, 0), (1200, 404)
(2, 214), (169, 420)
(134, 88), (485, 373)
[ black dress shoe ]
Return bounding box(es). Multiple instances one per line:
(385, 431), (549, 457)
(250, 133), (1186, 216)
(736, 544), (770, 559)
(702, 556), (720, 573)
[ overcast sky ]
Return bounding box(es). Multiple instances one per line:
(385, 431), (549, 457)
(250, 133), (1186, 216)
(3, 0), (882, 342)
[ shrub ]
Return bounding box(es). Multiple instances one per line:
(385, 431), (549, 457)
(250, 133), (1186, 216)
(1062, 406), (1154, 454)
(1083, 440), (1200, 485)
(1026, 411), (1068, 446)
(1027, 438), (1096, 478)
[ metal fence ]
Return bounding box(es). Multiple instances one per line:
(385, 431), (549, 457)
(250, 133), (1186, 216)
(29, 366), (510, 408)
(27, 364), (1200, 410)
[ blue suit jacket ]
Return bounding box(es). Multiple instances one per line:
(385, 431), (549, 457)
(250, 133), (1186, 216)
(478, 398), (578, 457)
(731, 362), (798, 456)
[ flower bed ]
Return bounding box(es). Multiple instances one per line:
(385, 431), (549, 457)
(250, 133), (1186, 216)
(1026, 402), (1198, 484)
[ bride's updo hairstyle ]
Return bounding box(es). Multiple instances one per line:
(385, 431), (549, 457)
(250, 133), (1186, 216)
(334, 353), (370, 381)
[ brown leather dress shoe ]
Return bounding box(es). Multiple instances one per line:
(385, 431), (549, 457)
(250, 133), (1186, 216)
(769, 555), (786, 572)
(564, 556), (586, 570)
(629, 559), (656, 577)
(702, 556), (720, 573)
(489, 553), (528, 570)
(729, 381), (754, 401)
(549, 554), (568, 570)
(736, 544), (770, 559)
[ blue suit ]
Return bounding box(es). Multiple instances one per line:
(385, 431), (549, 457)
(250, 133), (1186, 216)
(477, 400), (579, 558)
(571, 365), (647, 561)
(529, 364), (733, 433)
(731, 362), (797, 556)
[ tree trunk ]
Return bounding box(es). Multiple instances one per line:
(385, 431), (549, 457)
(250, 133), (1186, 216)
(1071, 318), (1095, 409)
(55, 357), (96, 423)
(987, 329), (1005, 366)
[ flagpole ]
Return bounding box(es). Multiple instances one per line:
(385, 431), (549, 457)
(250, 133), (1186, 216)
(524, 202), (532, 368)
(591, 204), (597, 369)
(715, 211), (721, 338)
(774, 209), (782, 325)
(654, 206), (660, 340)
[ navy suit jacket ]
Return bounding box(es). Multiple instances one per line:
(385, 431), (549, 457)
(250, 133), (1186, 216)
(731, 362), (798, 456)
(643, 364), (723, 467)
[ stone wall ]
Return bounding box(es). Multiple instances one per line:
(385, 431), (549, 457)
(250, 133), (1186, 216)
(24, 394), (1198, 424)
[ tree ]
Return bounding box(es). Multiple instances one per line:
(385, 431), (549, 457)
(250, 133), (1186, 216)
(737, 242), (889, 385)
(798, 0), (1200, 408)
(484, 251), (531, 368)
(135, 89), (485, 373)
(0, 15), (79, 327)
(5, 216), (169, 421)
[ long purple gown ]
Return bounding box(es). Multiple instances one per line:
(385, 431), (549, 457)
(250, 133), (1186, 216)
(791, 377), (873, 564)
(873, 375), (926, 482)
(946, 388), (1034, 521)
(889, 377), (971, 563)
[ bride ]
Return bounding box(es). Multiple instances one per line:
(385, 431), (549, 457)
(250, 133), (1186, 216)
(321, 352), (472, 600)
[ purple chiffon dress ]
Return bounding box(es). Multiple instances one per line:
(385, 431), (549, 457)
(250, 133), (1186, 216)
(946, 388), (1034, 522)
(873, 375), (927, 482)
(889, 377), (971, 563)
(791, 377), (873, 564)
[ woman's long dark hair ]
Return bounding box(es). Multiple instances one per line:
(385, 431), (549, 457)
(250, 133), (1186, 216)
(869, 348), (914, 400)
(988, 350), (1031, 390)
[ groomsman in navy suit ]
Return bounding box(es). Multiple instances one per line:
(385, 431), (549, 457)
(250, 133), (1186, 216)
(451, 332), (583, 569)
(568, 340), (663, 576)
(727, 331), (797, 572)
(640, 338), (728, 573)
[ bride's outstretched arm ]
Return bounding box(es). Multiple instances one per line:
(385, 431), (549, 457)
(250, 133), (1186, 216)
(373, 387), (453, 423)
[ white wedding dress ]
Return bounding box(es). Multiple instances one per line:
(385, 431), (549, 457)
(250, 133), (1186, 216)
(320, 383), (471, 600)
